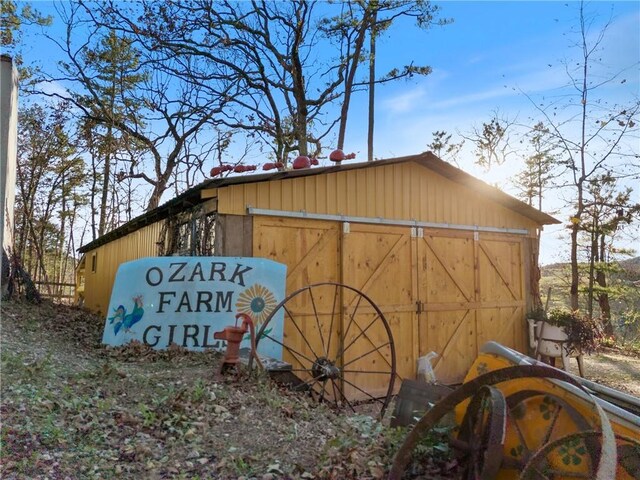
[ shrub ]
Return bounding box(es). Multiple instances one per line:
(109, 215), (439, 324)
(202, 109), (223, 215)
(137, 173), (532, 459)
(547, 309), (604, 355)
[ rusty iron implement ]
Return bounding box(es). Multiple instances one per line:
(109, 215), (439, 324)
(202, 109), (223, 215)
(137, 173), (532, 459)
(214, 313), (262, 374)
(388, 364), (622, 480)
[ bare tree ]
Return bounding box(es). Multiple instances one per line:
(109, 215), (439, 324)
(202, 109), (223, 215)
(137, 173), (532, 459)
(87, 0), (449, 165)
(14, 102), (87, 288)
(523, 2), (640, 310)
(320, 0), (450, 158)
(463, 112), (516, 170)
(36, 2), (232, 213)
(427, 130), (464, 166)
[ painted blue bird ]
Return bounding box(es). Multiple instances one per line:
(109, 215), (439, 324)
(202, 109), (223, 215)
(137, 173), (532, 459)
(109, 296), (144, 335)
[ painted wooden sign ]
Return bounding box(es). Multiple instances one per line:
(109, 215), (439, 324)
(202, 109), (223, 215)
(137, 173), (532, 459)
(102, 257), (287, 358)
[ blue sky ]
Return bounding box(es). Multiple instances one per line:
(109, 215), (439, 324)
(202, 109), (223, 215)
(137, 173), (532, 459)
(16, 1), (640, 264)
(344, 1), (640, 265)
(348, 1), (639, 157)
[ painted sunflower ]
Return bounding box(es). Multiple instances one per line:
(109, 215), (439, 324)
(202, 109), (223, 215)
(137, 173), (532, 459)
(235, 284), (278, 325)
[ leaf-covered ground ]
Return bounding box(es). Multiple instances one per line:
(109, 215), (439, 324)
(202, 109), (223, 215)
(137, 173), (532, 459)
(0, 300), (457, 479)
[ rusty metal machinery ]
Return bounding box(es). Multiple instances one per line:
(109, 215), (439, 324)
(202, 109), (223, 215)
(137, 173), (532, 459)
(248, 282), (397, 419)
(387, 364), (640, 480)
(214, 313), (263, 374)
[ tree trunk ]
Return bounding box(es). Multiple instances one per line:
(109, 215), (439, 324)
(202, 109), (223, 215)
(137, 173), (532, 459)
(98, 125), (113, 237)
(337, 8), (372, 150)
(367, 8), (377, 162)
(596, 233), (613, 336)
(569, 220), (580, 311)
(587, 213), (596, 317)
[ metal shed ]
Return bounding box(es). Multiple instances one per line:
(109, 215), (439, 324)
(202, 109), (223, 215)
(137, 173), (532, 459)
(78, 152), (559, 384)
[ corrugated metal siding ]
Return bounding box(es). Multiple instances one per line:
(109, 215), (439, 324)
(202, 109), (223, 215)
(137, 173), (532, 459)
(83, 221), (164, 315)
(217, 162), (538, 233)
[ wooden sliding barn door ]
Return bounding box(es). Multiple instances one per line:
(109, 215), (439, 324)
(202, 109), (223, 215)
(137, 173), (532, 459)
(252, 215), (527, 388)
(416, 229), (526, 384)
(341, 223), (417, 393)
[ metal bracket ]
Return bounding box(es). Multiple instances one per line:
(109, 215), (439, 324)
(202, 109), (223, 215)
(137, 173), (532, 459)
(343, 222), (350, 234)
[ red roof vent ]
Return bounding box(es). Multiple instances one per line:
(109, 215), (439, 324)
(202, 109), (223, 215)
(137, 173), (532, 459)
(263, 162), (284, 171)
(329, 149), (345, 162)
(329, 150), (356, 162)
(292, 156), (311, 169)
(210, 164), (233, 177)
(233, 164), (257, 173)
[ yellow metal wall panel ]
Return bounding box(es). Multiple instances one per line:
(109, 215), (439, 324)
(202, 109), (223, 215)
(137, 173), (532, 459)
(217, 162), (538, 233)
(82, 222), (164, 315)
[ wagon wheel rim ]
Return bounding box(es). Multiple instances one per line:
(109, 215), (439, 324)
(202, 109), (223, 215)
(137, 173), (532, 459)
(502, 390), (595, 471)
(453, 385), (507, 480)
(520, 432), (640, 480)
(388, 365), (616, 480)
(248, 282), (397, 419)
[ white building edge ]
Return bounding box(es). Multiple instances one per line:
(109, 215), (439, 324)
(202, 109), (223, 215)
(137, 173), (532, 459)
(1, 55), (18, 292)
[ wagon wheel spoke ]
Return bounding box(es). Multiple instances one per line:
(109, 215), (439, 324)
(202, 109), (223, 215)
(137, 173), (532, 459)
(521, 431), (602, 480)
(340, 292), (363, 344)
(308, 287), (327, 357)
(331, 378), (356, 413)
(290, 374), (327, 403)
(341, 377), (385, 406)
(342, 342), (391, 369)
(261, 332), (315, 365)
(325, 283), (339, 359)
(526, 465), (553, 480)
(319, 379), (330, 404)
(542, 402), (564, 445)
(341, 369), (393, 375)
(339, 314), (382, 357)
(282, 304), (321, 360)
(455, 385), (506, 480)
(502, 389), (596, 475)
(250, 283), (396, 418)
(506, 407), (531, 463)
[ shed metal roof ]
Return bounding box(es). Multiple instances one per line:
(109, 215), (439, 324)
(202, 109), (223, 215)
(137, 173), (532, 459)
(78, 152), (560, 253)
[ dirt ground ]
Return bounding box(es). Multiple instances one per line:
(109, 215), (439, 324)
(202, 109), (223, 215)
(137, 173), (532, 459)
(566, 350), (640, 397)
(0, 300), (456, 479)
(1, 300), (638, 479)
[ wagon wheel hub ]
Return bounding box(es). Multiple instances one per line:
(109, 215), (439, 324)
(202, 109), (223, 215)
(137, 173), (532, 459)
(248, 282), (397, 419)
(311, 357), (340, 381)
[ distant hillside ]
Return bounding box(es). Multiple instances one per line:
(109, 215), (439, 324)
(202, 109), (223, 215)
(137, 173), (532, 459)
(541, 256), (640, 279)
(619, 256), (640, 275)
(539, 256), (640, 312)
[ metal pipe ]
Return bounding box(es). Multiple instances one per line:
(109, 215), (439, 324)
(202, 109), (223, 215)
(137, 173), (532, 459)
(246, 206), (530, 235)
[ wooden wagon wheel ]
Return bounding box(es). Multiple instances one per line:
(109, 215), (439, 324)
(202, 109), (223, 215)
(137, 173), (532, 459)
(388, 365), (617, 480)
(248, 282), (397, 418)
(520, 432), (640, 479)
(453, 385), (507, 479)
(450, 388), (593, 479)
